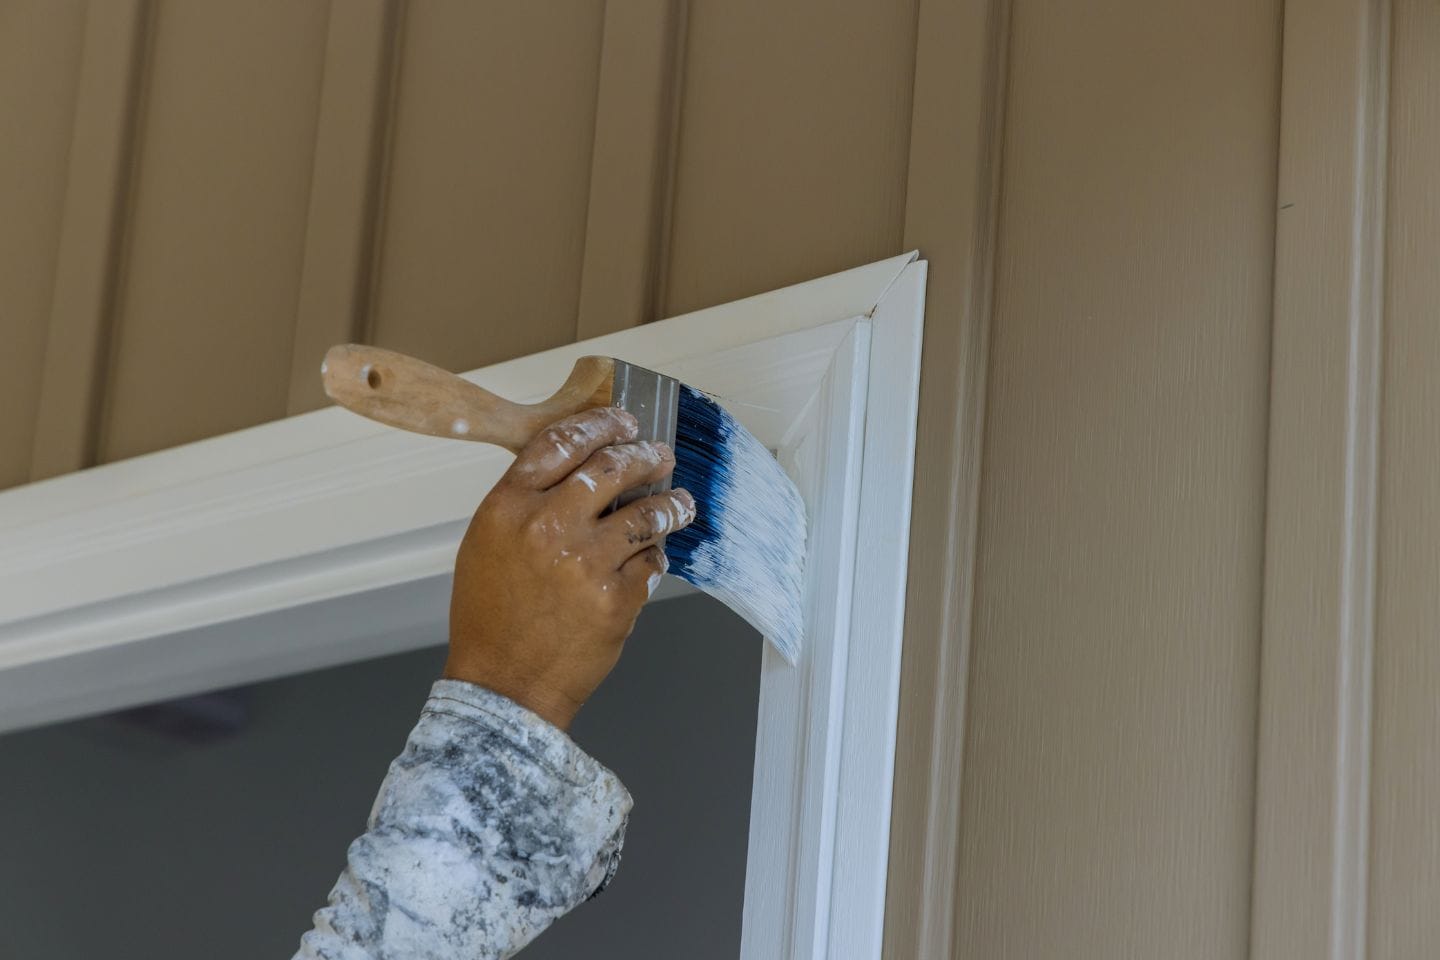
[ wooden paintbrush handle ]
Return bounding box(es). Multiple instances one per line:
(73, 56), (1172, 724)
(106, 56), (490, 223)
(321, 344), (616, 452)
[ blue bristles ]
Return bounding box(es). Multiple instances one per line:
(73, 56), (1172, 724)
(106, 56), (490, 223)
(664, 385), (807, 663)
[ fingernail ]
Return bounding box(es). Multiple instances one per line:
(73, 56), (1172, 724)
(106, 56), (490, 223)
(615, 409), (639, 437)
(651, 441), (674, 460)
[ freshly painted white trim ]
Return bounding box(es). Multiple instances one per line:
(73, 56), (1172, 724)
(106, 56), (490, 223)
(0, 252), (914, 671)
(743, 322), (871, 960)
(0, 253), (926, 960)
(828, 260), (927, 956)
(742, 261), (927, 959)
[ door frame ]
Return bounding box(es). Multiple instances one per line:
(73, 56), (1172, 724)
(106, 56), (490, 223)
(0, 252), (927, 958)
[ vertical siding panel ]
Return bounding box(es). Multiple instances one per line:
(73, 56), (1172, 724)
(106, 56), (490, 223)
(574, 0), (687, 338)
(885, 0), (1009, 953)
(29, 0), (149, 480)
(661, 0), (919, 317)
(0, 1), (87, 488)
(365, 2), (605, 373)
(1369, 2), (1440, 956)
(98, 0), (330, 462)
(956, 0), (1280, 957)
(1249, 0), (1391, 955)
(285, 0), (401, 415)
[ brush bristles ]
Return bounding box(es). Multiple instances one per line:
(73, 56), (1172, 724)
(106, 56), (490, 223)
(664, 385), (807, 663)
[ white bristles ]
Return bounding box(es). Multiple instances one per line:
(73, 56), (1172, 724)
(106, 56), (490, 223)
(664, 385), (808, 663)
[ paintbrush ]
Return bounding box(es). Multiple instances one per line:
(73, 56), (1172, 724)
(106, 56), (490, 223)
(321, 344), (807, 664)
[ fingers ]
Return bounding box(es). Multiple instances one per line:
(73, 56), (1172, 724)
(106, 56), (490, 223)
(618, 544), (670, 601)
(554, 441), (677, 518)
(600, 489), (696, 561)
(507, 408), (638, 490)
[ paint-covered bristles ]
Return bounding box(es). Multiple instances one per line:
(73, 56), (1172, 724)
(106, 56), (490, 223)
(664, 385), (807, 663)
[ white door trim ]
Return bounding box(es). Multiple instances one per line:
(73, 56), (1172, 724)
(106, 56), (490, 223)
(0, 252), (927, 958)
(741, 259), (927, 959)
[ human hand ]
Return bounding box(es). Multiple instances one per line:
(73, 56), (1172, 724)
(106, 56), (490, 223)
(445, 407), (696, 730)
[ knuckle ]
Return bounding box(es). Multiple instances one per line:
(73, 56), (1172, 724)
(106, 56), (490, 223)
(591, 446), (624, 475)
(565, 420), (597, 444)
(640, 503), (666, 531)
(620, 505), (663, 545)
(541, 424), (580, 454)
(565, 408), (628, 444)
(595, 441), (664, 479)
(520, 513), (558, 545)
(595, 406), (628, 426)
(596, 406), (639, 438)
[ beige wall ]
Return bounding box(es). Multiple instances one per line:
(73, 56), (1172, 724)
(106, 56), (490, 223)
(948, 0), (1280, 955)
(1, 0), (922, 479)
(0, 0), (87, 488)
(2, 1), (1437, 957)
(1369, 0), (1439, 954)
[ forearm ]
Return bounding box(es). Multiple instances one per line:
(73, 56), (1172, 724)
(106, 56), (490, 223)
(294, 679), (631, 960)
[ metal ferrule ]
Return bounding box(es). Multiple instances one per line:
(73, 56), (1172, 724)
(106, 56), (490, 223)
(610, 360), (680, 511)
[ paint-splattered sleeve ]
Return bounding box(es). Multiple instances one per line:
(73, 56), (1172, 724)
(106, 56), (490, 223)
(294, 679), (631, 960)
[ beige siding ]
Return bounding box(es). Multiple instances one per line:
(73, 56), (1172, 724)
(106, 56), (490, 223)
(364, 2), (606, 373)
(98, 1), (330, 462)
(0, 1), (87, 486)
(1246, 0), (1389, 954)
(574, 0), (687, 341)
(953, 0), (1280, 956)
(284, 0), (399, 416)
(660, 0), (918, 316)
(1369, 1), (1440, 954)
(6, 2), (1440, 957)
(3, 0), (933, 467)
(884, 0), (1006, 952)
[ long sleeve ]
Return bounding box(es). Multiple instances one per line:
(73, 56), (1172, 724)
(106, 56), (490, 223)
(294, 679), (632, 960)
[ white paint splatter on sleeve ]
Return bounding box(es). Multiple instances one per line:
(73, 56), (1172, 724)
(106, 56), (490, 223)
(293, 680), (631, 959)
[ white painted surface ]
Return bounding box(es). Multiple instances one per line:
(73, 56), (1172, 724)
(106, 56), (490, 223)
(828, 260), (926, 956)
(743, 262), (927, 959)
(0, 253), (927, 959)
(742, 324), (869, 959)
(0, 254), (913, 683)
